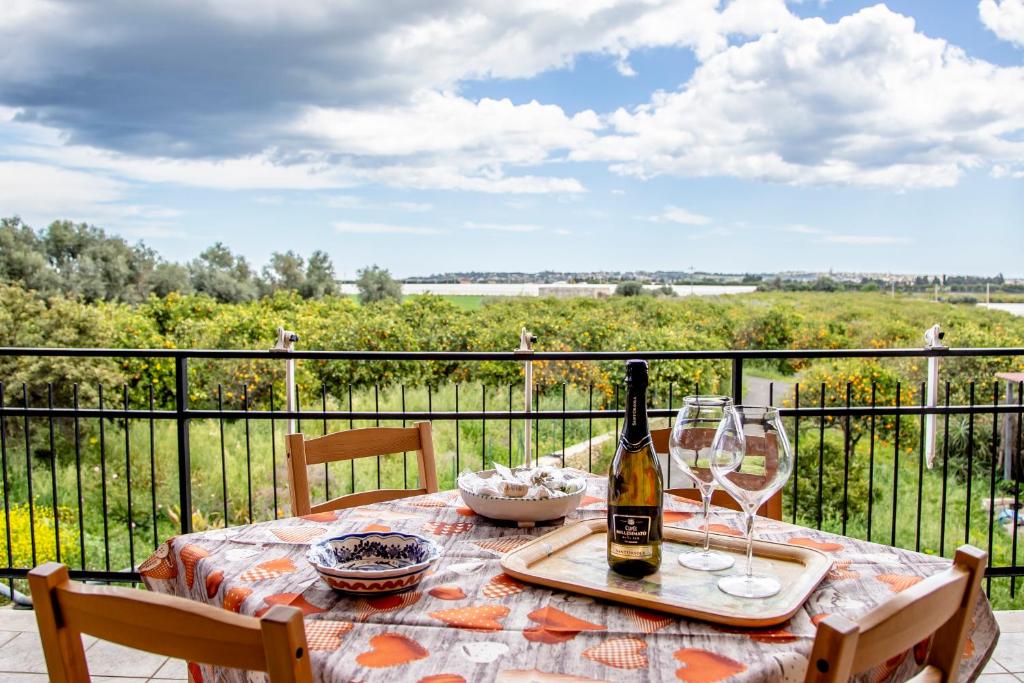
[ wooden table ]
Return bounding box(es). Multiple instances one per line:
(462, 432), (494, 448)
(142, 476), (999, 682)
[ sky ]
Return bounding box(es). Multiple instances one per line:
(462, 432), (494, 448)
(0, 0), (1022, 278)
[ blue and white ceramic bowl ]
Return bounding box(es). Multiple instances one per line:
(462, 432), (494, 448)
(307, 532), (442, 594)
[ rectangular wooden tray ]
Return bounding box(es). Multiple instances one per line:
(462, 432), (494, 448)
(500, 518), (831, 627)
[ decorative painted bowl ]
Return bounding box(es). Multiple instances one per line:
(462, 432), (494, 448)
(307, 532), (442, 594)
(459, 470), (587, 525)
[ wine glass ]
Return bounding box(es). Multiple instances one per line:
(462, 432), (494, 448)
(710, 405), (793, 598)
(668, 395), (735, 571)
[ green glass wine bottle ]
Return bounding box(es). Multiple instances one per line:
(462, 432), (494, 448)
(607, 359), (663, 577)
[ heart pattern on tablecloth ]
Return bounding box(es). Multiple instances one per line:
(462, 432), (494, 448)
(255, 593), (326, 616)
(673, 649), (746, 682)
(239, 557), (297, 582)
(429, 585), (466, 600)
(222, 586), (251, 613)
(304, 620), (353, 651)
(700, 524), (743, 537)
(474, 536), (534, 555)
(626, 608), (673, 634)
(430, 605), (510, 631)
(583, 637), (648, 669)
(876, 574), (924, 593)
(205, 570), (224, 599)
(301, 511), (339, 522)
(357, 591), (422, 621)
(828, 560), (859, 581)
(788, 537), (844, 553)
(356, 633), (429, 668)
(482, 573), (526, 599)
(270, 526), (327, 544)
(523, 606), (606, 644)
(138, 540), (177, 580)
(419, 676), (466, 683)
(422, 521), (473, 536)
(180, 544), (210, 589)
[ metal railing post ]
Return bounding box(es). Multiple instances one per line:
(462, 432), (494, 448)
(174, 355), (192, 534)
(731, 357), (743, 404)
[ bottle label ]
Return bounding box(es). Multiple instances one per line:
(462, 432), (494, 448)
(609, 542), (653, 559)
(611, 514), (651, 546)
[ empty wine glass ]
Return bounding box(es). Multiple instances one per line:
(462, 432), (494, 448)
(668, 395), (735, 571)
(710, 405), (793, 598)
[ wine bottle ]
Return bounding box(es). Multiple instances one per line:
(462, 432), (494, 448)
(607, 359), (663, 577)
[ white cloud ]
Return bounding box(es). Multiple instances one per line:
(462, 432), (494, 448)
(648, 205), (713, 225)
(333, 221), (444, 235)
(575, 5), (1024, 189)
(463, 221), (541, 232)
(392, 201), (433, 213)
(783, 223), (825, 234)
(980, 0), (1024, 47)
(821, 234), (911, 246)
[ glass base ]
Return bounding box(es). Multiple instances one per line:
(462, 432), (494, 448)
(717, 574), (781, 598)
(678, 549), (735, 571)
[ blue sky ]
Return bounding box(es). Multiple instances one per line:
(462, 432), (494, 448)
(1, 0), (1022, 278)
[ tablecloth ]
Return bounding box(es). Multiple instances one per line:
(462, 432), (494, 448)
(141, 475), (998, 682)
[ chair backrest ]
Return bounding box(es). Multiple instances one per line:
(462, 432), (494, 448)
(650, 427), (783, 520)
(286, 421), (438, 516)
(28, 562), (311, 683)
(804, 545), (987, 683)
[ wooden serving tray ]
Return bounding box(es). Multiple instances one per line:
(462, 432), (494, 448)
(500, 519), (831, 627)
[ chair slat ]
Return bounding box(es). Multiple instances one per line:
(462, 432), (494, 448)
(303, 427), (422, 465)
(312, 488), (429, 512)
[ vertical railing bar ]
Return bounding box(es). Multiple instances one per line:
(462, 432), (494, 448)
(454, 383), (460, 479)
(374, 384), (380, 489)
(122, 385), (134, 569)
(986, 381), (999, 597)
(614, 384), (620, 437)
(218, 385), (228, 526)
(174, 356), (192, 535)
(792, 383), (800, 525)
(269, 385), (279, 520)
(939, 382), (950, 558)
(482, 384), (487, 471)
(561, 383), (566, 468)
(966, 382), (975, 545)
(891, 382), (901, 548)
(148, 385), (158, 549)
(588, 384), (594, 475)
(0, 383), (14, 590)
(769, 382), (774, 407)
(507, 384), (513, 469)
(401, 385), (408, 489)
(534, 383), (539, 467)
(667, 382), (673, 487)
(244, 384), (253, 523)
(1011, 381), (1022, 598)
(22, 384), (36, 567)
(73, 385), (85, 568)
(322, 384), (329, 501)
(915, 381), (925, 553)
(98, 384), (109, 571)
(816, 383), (824, 530)
(47, 384), (61, 563)
(867, 382), (877, 542)
(842, 382), (850, 536)
(349, 384), (355, 494)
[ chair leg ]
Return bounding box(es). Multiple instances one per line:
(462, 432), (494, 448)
(28, 562), (90, 683)
(804, 615), (860, 683)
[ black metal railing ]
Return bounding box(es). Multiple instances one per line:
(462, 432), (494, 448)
(0, 345), (1021, 608)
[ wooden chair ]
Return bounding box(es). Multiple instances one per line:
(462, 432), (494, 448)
(651, 427), (783, 520)
(804, 545), (987, 683)
(286, 422), (439, 516)
(28, 562), (311, 683)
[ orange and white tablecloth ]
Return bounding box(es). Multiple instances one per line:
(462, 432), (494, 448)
(141, 476), (998, 682)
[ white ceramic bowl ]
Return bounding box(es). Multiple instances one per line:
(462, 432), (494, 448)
(458, 469), (587, 524)
(307, 532), (442, 594)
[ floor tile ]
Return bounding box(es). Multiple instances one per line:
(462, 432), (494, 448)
(993, 632), (1024, 673)
(985, 658), (1009, 674)
(84, 639), (168, 678)
(92, 678), (151, 682)
(0, 607), (39, 631)
(0, 674), (49, 683)
(153, 658), (189, 679)
(996, 611), (1024, 634)
(0, 631), (59, 673)
(977, 675), (1020, 683)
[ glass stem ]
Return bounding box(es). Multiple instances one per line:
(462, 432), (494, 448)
(701, 490), (712, 553)
(743, 511), (756, 579)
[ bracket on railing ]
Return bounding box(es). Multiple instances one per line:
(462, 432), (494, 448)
(271, 328), (299, 434)
(517, 328), (537, 468)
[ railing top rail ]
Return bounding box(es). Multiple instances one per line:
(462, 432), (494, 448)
(0, 346), (1022, 360)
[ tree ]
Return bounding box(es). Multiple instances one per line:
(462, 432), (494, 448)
(301, 250), (338, 298)
(614, 281), (644, 297)
(261, 250), (306, 296)
(188, 243), (259, 303)
(148, 262), (193, 298)
(356, 265), (401, 304)
(0, 217), (60, 295)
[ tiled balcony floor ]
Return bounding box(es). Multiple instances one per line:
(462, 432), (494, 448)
(0, 606), (1020, 681)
